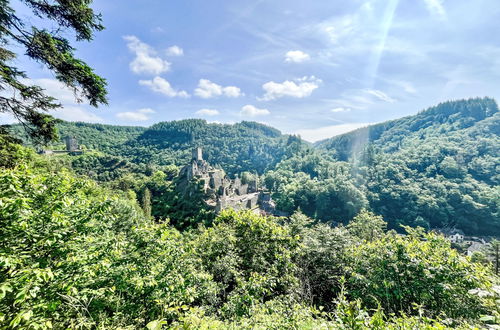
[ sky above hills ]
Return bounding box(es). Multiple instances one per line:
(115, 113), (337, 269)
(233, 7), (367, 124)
(3, 0), (500, 141)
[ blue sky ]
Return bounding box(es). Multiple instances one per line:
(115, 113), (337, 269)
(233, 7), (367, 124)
(3, 0), (500, 141)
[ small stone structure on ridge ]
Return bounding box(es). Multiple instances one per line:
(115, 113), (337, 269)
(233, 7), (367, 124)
(40, 136), (84, 155)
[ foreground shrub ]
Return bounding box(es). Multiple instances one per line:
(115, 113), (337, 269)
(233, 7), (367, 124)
(193, 209), (301, 318)
(1, 157), (498, 328)
(346, 226), (493, 319)
(0, 166), (217, 328)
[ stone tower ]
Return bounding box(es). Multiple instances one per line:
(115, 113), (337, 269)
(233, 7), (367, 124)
(65, 136), (78, 152)
(192, 147), (203, 161)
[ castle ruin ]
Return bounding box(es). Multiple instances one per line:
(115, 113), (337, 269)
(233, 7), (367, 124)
(40, 136), (84, 155)
(65, 136), (79, 152)
(179, 147), (278, 215)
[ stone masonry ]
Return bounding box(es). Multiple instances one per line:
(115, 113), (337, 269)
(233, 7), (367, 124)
(179, 147), (278, 215)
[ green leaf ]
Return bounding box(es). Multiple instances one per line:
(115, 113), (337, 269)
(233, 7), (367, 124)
(146, 320), (167, 330)
(480, 315), (496, 323)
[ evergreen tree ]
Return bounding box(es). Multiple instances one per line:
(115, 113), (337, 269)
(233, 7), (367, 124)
(142, 187), (152, 218)
(487, 239), (500, 275)
(0, 0), (107, 143)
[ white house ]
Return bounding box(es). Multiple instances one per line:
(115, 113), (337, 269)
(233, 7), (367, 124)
(448, 232), (464, 243)
(467, 242), (487, 257)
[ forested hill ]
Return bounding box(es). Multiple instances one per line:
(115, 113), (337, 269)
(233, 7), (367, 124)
(115, 119), (300, 175)
(315, 97), (499, 161)
(9, 121), (147, 153)
(312, 97), (499, 235)
(6, 98), (500, 234)
(10, 119), (305, 175)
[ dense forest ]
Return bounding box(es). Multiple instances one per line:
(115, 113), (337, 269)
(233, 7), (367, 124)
(10, 120), (297, 175)
(1, 146), (499, 328)
(2, 0), (499, 328)
(3, 100), (500, 327)
(10, 98), (498, 235)
(315, 98), (499, 234)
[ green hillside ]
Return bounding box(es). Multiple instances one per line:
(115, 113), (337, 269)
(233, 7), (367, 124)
(316, 97), (499, 162)
(116, 119), (299, 175)
(311, 98), (499, 234)
(7, 99), (500, 235)
(10, 119), (303, 176)
(2, 99), (499, 327)
(8, 121), (147, 153)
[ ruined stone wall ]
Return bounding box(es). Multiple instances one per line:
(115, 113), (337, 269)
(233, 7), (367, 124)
(179, 148), (279, 215)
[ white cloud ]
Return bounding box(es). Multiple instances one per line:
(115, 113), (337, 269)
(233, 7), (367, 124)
(166, 45), (183, 56)
(194, 79), (221, 98)
(194, 79), (243, 98)
(329, 88), (397, 110)
(123, 35), (171, 75)
(309, 4), (398, 59)
(365, 89), (396, 103)
(15, 78), (104, 123)
(240, 105), (270, 117)
(116, 112), (148, 121)
(51, 106), (104, 123)
(196, 108), (220, 116)
(260, 76), (321, 101)
(360, 1), (374, 13)
(321, 15), (357, 45)
(33, 79), (76, 104)
(423, 0), (446, 20)
(390, 81), (417, 94)
(0, 106), (101, 125)
(116, 108), (155, 122)
(20, 78), (79, 104)
(139, 77), (190, 98)
(401, 82), (417, 94)
(329, 95), (372, 110)
(295, 123), (372, 142)
(223, 86), (243, 98)
(331, 107), (351, 113)
(285, 50), (310, 63)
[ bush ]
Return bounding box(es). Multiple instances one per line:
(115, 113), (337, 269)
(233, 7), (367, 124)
(193, 209), (301, 318)
(346, 227), (493, 319)
(0, 166), (217, 328)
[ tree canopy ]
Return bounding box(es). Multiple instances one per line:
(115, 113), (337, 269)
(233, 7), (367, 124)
(1, 148), (498, 328)
(9, 98), (498, 235)
(0, 0), (107, 143)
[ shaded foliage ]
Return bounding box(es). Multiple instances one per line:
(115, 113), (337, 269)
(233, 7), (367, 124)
(1, 152), (497, 327)
(0, 0), (107, 143)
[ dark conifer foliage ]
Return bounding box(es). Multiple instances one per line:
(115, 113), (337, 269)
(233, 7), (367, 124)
(0, 0), (107, 143)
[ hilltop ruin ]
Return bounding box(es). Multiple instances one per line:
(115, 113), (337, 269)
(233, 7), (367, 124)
(40, 136), (84, 155)
(178, 147), (278, 215)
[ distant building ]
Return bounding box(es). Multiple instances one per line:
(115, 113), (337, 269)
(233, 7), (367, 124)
(448, 232), (465, 243)
(178, 147), (281, 215)
(192, 147), (203, 162)
(39, 136), (84, 155)
(434, 228), (465, 243)
(467, 242), (487, 257)
(65, 136), (79, 152)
